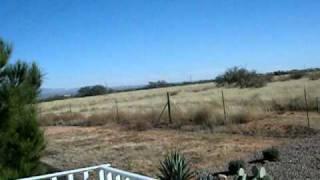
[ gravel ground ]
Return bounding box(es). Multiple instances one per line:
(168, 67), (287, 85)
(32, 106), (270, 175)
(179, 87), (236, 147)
(250, 134), (320, 180)
(197, 134), (320, 180)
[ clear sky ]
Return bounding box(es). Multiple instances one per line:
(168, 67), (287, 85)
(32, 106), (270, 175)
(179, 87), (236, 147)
(1, 0), (320, 88)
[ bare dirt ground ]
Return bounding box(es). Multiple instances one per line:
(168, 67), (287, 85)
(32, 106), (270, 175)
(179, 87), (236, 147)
(41, 112), (320, 177)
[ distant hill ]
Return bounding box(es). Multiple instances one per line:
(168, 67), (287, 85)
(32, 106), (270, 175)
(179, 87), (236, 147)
(40, 88), (79, 99)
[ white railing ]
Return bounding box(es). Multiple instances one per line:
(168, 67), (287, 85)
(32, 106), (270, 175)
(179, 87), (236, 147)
(19, 164), (156, 180)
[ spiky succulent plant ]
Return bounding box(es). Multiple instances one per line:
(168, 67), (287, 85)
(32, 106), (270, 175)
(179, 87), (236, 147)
(158, 151), (194, 180)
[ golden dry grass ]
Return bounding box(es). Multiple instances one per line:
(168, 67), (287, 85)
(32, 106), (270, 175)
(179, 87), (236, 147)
(39, 78), (320, 117)
(38, 79), (320, 176)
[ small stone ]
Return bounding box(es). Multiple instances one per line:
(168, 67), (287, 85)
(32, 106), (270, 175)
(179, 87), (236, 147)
(218, 174), (228, 180)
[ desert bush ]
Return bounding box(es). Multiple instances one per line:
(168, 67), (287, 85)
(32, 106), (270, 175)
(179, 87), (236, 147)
(228, 160), (245, 175)
(158, 151), (194, 180)
(39, 112), (87, 126)
(0, 38), (45, 178)
(215, 67), (268, 88)
(229, 111), (256, 124)
(191, 108), (225, 131)
(128, 120), (153, 131)
(270, 97), (318, 112)
(38, 113), (60, 126)
(116, 110), (158, 131)
(289, 71), (305, 79)
(309, 71), (320, 80)
(262, 147), (279, 161)
(87, 112), (114, 126)
(192, 108), (211, 125)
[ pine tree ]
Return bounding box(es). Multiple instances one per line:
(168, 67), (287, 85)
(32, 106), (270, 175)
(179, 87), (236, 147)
(0, 38), (45, 179)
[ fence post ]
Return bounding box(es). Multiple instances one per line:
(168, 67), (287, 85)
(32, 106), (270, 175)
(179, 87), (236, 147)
(115, 99), (119, 123)
(38, 106), (42, 120)
(167, 92), (172, 124)
(221, 90), (227, 124)
(69, 104), (72, 113)
(304, 87), (310, 128)
(317, 97), (319, 113)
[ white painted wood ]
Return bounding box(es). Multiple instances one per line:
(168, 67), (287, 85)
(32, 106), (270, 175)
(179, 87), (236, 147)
(67, 174), (74, 180)
(106, 172), (112, 180)
(19, 164), (110, 180)
(19, 164), (155, 180)
(99, 169), (105, 180)
(102, 166), (154, 180)
(83, 171), (89, 180)
(112, 173), (118, 180)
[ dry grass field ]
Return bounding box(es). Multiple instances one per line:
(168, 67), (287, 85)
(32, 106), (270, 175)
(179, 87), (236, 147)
(39, 78), (320, 116)
(41, 112), (320, 176)
(39, 78), (320, 177)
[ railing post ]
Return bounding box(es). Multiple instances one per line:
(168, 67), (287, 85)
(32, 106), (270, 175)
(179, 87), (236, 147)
(99, 169), (105, 180)
(67, 174), (74, 180)
(83, 171), (89, 180)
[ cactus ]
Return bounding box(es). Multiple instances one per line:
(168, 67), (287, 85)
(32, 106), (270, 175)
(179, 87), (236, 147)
(234, 166), (272, 180)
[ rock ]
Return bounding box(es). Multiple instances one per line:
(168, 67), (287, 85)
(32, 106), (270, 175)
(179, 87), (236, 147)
(218, 174), (228, 180)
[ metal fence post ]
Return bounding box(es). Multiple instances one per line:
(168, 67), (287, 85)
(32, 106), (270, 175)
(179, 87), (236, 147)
(167, 92), (172, 124)
(304, 87), (310, 128)
(221, 90), (227, 124)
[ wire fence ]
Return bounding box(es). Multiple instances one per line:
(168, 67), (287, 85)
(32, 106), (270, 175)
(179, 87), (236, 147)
(38, 88), (320, 128)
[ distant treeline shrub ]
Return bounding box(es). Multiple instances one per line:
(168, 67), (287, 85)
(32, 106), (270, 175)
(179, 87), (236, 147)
(39, 95), (73, 102)
(270, 68), (320, 81)
(147, 80), (169, 88)
(215, 67), (269, 88)
(77, 85), (113, 97)
(271, 68), (320, 76)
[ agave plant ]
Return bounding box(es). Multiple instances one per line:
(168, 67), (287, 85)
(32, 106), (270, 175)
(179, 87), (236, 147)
(158, 151), (194, 180)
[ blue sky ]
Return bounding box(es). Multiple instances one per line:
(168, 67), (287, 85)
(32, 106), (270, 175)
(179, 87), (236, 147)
(1, 0), (320, 88)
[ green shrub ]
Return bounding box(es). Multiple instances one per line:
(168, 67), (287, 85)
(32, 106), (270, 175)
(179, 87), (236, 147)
(158, 151), (194, 180)
(0, 38), (45, 178)
(262, 147), (280, 161)
(228, 160), (245, 175)
(215, 67), (268, 88)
